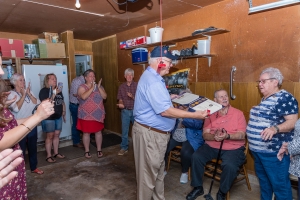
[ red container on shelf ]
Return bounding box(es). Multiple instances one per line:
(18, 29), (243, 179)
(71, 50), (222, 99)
(0, 38), (24, 57)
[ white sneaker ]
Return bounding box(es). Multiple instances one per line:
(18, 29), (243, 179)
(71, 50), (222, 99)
(180, 173), (188, 184)
(163, 171), (167, 176)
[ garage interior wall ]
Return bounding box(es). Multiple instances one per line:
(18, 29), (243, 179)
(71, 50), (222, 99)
(115, 0), (300, 173)
(1, 0), (300, 174)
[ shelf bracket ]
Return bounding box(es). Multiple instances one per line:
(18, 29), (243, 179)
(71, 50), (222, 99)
(230, 66), (236, 100)
(28, 54), (33, 64)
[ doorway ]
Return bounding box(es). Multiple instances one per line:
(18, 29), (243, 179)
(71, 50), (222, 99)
(75, 55), (92, 76)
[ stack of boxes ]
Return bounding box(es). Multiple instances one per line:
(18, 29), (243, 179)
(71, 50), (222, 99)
(119, 36), (151, 49)
(32, 32), (66, 58)
(0, 32), (66, 59)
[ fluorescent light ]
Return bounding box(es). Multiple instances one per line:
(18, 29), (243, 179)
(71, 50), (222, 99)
(75, 0), (81, 9)
(249, 0), (300, 14)
(22, 0), (104, 17)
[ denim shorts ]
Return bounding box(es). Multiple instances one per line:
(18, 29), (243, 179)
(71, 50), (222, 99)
(41, 117), (62, 133)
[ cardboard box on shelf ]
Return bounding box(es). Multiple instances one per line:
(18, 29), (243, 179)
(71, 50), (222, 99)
(120, 41), (127, 49)
(24, 44), (39, 58)
(0, 38), (24, 57)
(126, 38), (136, 47)
(38, 32), (59, 43)
(46, 43), (66, 58)
(136, 36), (151, 45)
(32, 39), (66, 58)
(32, 39), (47, 58)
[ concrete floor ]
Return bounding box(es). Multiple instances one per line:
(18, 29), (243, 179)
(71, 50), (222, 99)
(24, 135), (294, 200)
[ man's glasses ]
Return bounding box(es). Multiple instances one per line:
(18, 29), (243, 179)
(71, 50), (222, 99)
(256, 78), (276, 84)
(162, 59), (172, 65)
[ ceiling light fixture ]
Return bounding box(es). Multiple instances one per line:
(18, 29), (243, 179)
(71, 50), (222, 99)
(75, 0), (81, 9)
(22, 0), (104, 17)
(249, 0), (300, 14)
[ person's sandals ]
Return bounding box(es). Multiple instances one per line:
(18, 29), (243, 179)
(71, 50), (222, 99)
(97, 151), (103, 158)
(31, 168), (44, 175)
(46, 157), (56, 163)
(53, 153), (65, 159)
(85, 152), (92, 158)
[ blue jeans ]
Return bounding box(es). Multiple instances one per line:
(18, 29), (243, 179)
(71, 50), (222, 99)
(19, 127), (38, 171)
(41, 117), (62, 132)
(251, 151), (292, 200)
(69, 103), (81, 144)
(120, 109), (134, 150)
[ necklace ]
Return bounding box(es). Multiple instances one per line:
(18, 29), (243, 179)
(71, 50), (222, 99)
(15, 90), (30, 103)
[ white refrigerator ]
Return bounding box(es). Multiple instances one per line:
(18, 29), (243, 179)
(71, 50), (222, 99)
(22, 64), (71, 142)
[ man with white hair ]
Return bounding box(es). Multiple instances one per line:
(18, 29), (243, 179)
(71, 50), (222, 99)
(116, 68), (137, 156)
(132, 46), (208, 200)
(186, 89), (247, 200)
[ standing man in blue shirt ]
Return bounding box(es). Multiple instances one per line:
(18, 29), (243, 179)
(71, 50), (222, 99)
(116, 68), (137, 156)
(132, 46), (208, 200)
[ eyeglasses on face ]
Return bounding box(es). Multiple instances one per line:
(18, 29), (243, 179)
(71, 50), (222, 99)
(161, 58), (172, 65)
(256, 78), (276, 84)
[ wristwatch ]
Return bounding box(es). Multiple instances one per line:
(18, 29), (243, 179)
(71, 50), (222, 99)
(226, 134), (230, 140)
(273, 125), (280, 133)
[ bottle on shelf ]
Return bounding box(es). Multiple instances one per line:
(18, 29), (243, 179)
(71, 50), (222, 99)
(191, 43), (198, 55)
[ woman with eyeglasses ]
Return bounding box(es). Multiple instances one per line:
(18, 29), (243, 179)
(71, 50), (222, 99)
(39, 73), (66, 163)
(246, 67), (298, 200)
(0, 52), (54, 197)
(77, 69), (107, 158)
(7, 73), (44, 174)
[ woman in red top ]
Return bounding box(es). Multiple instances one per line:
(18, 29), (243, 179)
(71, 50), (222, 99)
(77, 69), (107, 158)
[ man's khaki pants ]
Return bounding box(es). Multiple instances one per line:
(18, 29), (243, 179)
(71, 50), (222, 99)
(132, 122), (170, 200)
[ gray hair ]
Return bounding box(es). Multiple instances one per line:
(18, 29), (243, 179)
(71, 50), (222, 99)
(260, 67), (283, 86)
(214, 89), (227, 98)
(10, 73), (23, 86)
(148, 57), (157, 65)
(124, 68), (134, 76)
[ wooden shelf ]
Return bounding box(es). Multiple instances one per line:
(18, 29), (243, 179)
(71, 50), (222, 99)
(3, 57), (65, 60)
(133, 62), (148, 65)
(21, 58), (65, 60)
(123, 28), (230, 50)
(177, 54), (215, 59)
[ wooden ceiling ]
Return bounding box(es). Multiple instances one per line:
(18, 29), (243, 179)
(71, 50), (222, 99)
(0, 0), (225, 41)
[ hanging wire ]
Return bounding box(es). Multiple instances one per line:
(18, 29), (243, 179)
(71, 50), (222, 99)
(159, 0), (163, 59)
(123, 1), (130, 27)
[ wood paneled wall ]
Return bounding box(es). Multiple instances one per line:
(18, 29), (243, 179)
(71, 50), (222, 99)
(92, 35), (120, 133)
(189, 81), (300, 173)
(0, 32), (37, 44)
(74, 39), (92, 54)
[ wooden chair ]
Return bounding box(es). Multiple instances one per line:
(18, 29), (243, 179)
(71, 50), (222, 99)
(166, 146), (191, 180)
(204, 140), (251, 200)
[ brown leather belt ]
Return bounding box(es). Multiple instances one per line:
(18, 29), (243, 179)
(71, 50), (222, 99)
(136, 121), (170, 135)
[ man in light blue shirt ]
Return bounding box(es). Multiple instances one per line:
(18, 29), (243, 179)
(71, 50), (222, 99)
(132, 46), (208, 200)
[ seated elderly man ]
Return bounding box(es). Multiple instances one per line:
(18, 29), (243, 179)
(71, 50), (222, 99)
(186, 89), (247, 200)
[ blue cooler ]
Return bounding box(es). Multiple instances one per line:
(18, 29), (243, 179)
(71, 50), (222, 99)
(132, 48), (148, 63)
